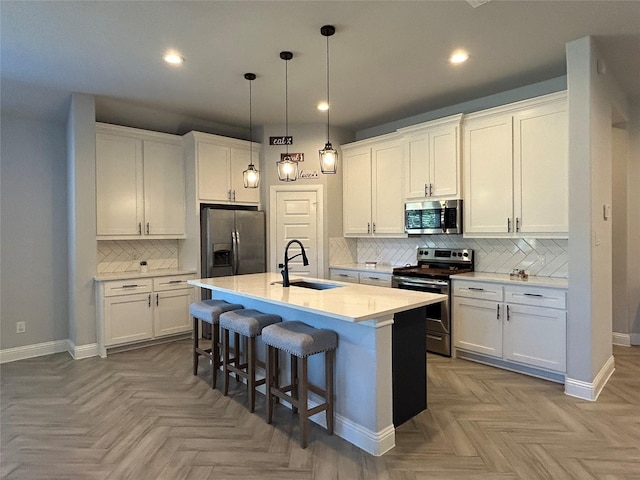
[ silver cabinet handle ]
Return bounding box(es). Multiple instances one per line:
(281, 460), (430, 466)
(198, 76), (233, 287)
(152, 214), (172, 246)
(497, 304), (500, 320)
(516, 217), (520, 232)
(168, 280), (183, 284)
(507, 218), (511, 232)
(338, 274), (349, 277)
(429, 183), (433, 196)
(138, 223), (142, 235)
(146, 222), (150, 235)
(524, 293), (543, 297)
(373, 222), (376, 233)
(156, 293), (159, 306)
(469, 287), (485, 291)
(148, 294), (151, 307)
(507, 305), (511, 321)
(424, 184), (429, 196)
(367, 222), (371, 234)
(122, 284), (139, 288)
(232, 190), (236, 201)
(228, 189), (232, 200)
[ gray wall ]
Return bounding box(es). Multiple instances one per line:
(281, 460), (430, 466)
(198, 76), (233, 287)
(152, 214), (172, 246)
(1, 114), (69, 349)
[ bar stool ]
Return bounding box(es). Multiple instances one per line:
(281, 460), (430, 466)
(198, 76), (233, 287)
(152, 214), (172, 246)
(219, 309), (282, 412)
(190, 299), (244, 388)
(262, 321), (337, 449)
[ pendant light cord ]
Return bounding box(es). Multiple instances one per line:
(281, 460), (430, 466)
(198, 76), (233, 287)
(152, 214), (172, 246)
(285, 56), (289, 155)
(249, 76), (253, 166)
(326, 32), (330, 143)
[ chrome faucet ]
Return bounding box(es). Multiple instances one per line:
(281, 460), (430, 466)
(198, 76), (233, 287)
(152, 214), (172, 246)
(279, 239), (309, 287)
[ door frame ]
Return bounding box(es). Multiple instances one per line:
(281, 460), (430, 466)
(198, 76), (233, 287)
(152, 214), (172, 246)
(269, 184), (325, 278)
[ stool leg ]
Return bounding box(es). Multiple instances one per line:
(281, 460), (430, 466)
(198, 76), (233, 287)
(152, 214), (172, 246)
(248, 336), (256, 413)
(234, 332), (241, 382)
(299, 356), (308, 449)
(192, 317), (199, 376)
(274, 348), (280, 404)
(266, 345), (274, 424)
(223, 328), (230, 396)
(326, 350), (334, 435)
(211, 322), (219, 388)
(291, 355), (298, 415)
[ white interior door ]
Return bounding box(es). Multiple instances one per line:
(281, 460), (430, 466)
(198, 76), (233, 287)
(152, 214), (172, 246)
(270, 187), (322, 278)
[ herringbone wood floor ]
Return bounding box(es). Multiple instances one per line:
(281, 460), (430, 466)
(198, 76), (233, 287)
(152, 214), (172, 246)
(1, 341), (639, 480)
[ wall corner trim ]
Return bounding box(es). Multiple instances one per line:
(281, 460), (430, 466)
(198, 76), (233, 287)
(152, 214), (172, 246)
(68, 341), (99, 360)
(564, 355), (615, 401)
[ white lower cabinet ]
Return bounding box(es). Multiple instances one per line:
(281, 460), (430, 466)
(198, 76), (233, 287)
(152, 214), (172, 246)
(98, 274), (195, 356)
(453, 279), (567, 380)
(329, 268), (392, 287)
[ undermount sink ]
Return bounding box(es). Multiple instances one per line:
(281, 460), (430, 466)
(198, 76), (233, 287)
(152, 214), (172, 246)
(272, 280), (343, 290)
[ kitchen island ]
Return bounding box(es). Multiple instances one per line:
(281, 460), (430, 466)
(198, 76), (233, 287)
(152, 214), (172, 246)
(188, 272), (446, 456)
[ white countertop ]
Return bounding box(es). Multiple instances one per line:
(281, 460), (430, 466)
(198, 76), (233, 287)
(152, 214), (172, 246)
(452, 272), (568, 289)
(189, 272), (446, 323)
(329, 263), (397, 274)
(94, 269), (197, 282)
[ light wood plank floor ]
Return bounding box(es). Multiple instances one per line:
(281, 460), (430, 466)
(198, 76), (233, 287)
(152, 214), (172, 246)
(2, 341), (639, 480)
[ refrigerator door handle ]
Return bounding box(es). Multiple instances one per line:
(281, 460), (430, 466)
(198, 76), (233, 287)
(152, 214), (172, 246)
(232, 230), (240, 275)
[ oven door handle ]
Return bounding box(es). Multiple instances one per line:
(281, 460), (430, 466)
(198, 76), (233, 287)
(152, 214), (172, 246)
(393, 278), (448, 289)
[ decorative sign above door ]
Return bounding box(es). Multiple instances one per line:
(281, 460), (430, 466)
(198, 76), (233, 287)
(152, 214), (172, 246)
(270, 136), (293, 145)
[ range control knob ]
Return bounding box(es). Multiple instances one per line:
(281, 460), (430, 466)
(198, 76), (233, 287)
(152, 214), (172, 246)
(463, 252), (469, 257)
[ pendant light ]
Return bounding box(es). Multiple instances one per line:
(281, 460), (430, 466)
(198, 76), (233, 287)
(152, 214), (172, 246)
(242, 73), (260, 188)
(319, 25), (338, 174)
(276, 51), (298, 182)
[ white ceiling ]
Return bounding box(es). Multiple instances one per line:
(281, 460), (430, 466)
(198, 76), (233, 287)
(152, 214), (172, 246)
(1, 1), (639, 134)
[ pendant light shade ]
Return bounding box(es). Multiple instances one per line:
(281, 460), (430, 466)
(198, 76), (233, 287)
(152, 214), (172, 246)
(242, 73), (260, 188)
(319, 25), (338, 174)
(276, 51), (297, 182)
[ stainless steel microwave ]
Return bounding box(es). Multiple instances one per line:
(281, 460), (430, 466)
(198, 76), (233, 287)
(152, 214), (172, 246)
(405, 199), (463, 235)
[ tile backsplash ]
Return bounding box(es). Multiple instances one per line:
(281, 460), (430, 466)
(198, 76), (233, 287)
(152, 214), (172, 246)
(330, 236), (568, 278)
(97, 240), (179, 273)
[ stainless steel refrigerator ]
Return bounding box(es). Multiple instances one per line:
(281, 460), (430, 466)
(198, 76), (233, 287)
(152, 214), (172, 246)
(200, 207), (266, 280)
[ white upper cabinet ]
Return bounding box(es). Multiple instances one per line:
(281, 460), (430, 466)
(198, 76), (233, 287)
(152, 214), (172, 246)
(184, 131), (260, 205)
(342, 134), (405, 237)
(463, 92), (568, 238)
(96, 124), (185, 239)
(399, 114), (462, 200)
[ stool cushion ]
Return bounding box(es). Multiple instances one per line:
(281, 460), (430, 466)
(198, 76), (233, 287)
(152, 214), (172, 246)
(189, 299), (244, 324)
(219, 309), (282, 337)
(262, 321), (337, 358)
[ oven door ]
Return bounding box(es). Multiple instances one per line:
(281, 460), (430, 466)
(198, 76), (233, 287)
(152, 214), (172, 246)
(392, 276), (451, 356)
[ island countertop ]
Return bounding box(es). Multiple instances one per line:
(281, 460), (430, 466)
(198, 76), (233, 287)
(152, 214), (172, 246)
(188, 272), (446, 323)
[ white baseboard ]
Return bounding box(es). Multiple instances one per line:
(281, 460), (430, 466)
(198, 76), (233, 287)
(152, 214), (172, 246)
(68, 341), (99, 360)
(565, 355), (615, 401)
(0, 339), (100, 363)
(0, 340), (70, 364)
(612, 332), (631, 346)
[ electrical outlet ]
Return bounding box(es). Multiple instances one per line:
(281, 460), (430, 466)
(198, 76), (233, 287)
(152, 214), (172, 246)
(537, 254), (546, 266)
(16, 321), (26, 334)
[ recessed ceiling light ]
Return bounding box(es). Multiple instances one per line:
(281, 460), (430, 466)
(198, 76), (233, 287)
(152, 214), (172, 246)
(317, 102), (329, 111)
(450, 50), (469, 64)
(163, 52), (184, 65)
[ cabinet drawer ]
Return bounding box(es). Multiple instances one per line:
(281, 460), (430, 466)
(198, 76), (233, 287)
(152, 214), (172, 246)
(504, 286), (566, 309)
(103, 278), (153, 297)
(358, 272), (392, 287)
(453, 281), (503, 301)
(153, 275), (196, 292)
(329, 269), (359, 283)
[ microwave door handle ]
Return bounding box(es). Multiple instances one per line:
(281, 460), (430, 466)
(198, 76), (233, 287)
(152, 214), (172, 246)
(440, 208), (447, 233)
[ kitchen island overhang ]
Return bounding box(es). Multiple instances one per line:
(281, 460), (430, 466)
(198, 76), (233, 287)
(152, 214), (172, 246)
(188, 272), (446, 456)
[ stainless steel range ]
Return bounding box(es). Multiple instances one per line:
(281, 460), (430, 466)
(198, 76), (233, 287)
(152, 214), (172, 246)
(392, 248), (474, 357)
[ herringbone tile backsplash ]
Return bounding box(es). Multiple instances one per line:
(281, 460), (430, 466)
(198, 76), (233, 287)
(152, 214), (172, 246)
(330, 236), (568, 278)
(97, 240), (179, 273)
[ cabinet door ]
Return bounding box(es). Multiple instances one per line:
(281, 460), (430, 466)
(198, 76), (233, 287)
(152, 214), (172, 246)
(430, 125), (459, 198)
(371, 141), (404, 235)
(104, 293), (153, 346)
(453, 297), (502, 357)
(329, 269), (359, 283)
(230, 147), (260, 204)
(154, 289), (194, 337)
(197, 142), (231, 202)
(463, 115), (513, 234)
(514, 101), (568, 234)
(405, 134), (430, 199)
(96, 133), (143, 236)
(143, 140), (186, 236)
(358, 272), (392, 287)
(343, 148), (373, 236)
(503, 303), (566, 372)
